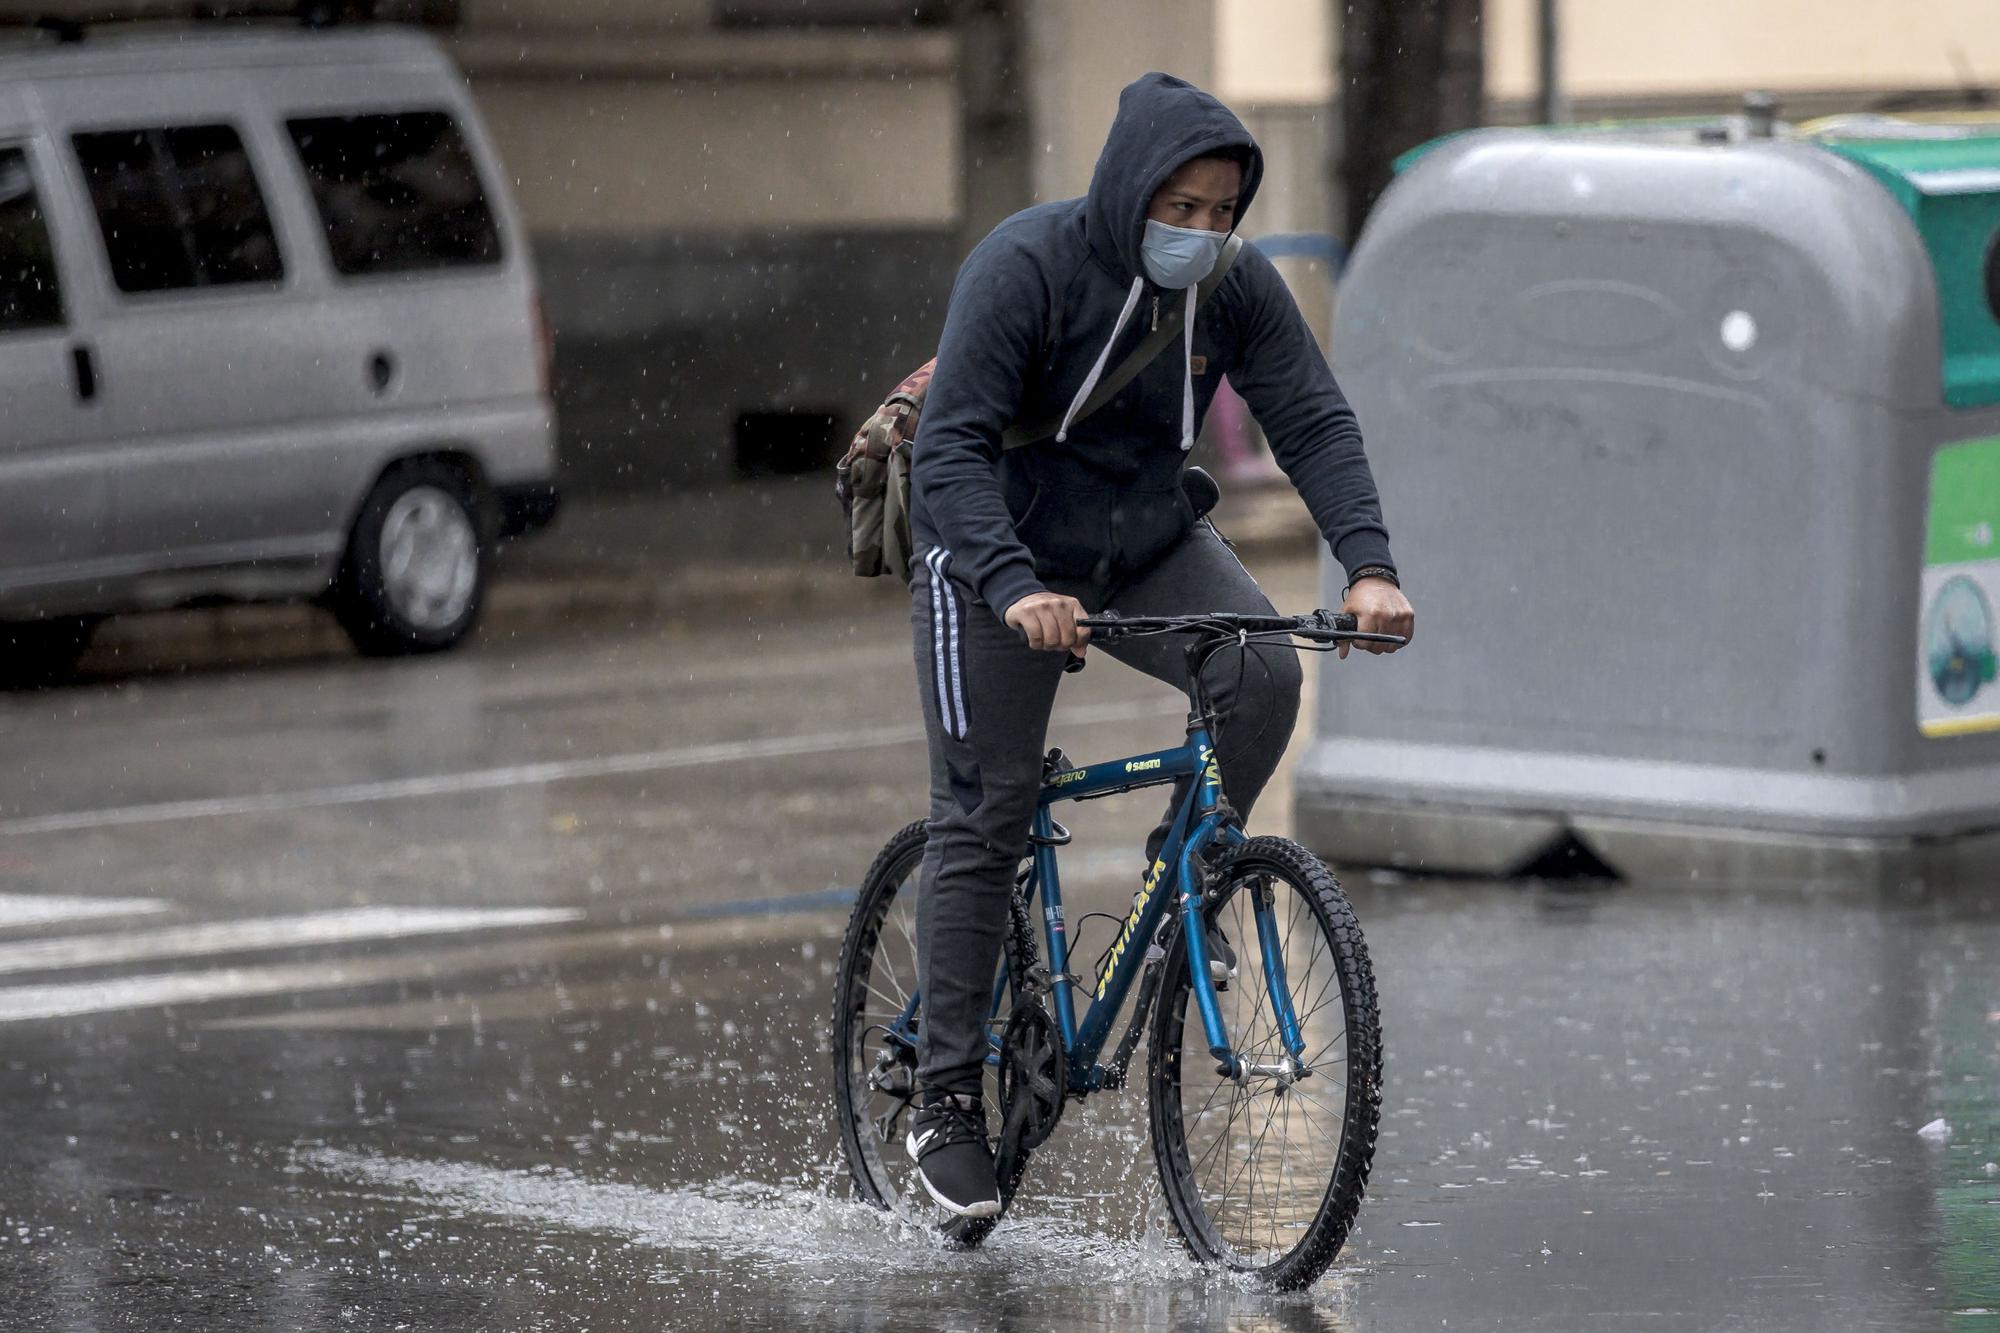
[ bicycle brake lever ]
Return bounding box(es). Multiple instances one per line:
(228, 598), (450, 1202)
(1311, 609), (1358, 634)
(1063, 653), (1086, 674)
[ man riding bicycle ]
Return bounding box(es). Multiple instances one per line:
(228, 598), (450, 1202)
(905, 71), (1413, 1218)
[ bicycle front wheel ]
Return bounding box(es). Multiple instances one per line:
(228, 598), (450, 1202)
(1146, 835), (1382, 1290)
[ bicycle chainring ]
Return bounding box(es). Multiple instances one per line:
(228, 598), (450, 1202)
(998, 1001), (1066, 1152)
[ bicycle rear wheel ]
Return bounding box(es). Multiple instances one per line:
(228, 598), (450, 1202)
(830, 820), (1022, 1246)
(1146, 835), (1382, 1290)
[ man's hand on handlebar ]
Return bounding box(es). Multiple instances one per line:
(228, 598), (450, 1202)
(1005, 590), (1092, 658)
(1339, 576), (1414, 660)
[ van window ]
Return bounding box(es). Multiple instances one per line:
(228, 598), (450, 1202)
(72, 125), (285, 294)
(0, 146), (63, 331)
(286, 112), (502, 276)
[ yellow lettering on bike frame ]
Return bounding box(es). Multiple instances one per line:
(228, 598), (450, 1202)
(1199, 743), (1220, 789)
(1095, 853), (1170, 999)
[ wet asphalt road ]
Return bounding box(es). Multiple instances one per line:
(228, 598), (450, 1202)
(1, 554), (1997, 1330)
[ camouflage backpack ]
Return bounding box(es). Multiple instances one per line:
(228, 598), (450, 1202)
(835, 235), (1244, 582)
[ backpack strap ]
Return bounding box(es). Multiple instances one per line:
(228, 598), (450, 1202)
(999, 232), (1244, 452)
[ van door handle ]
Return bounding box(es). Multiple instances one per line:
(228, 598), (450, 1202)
(71, 343), (97, 403)
(368, 349), (396, 394)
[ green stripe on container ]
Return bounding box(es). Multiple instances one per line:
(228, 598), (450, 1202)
(1929, 437), (2000, 566)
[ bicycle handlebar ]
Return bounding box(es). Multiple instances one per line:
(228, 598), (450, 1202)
(1076, 609), (1405, 647)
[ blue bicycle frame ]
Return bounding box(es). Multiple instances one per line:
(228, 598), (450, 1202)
(888, 714), (1311, 1092)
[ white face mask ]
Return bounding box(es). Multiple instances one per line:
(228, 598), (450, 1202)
(1140, 218), (1227, 289)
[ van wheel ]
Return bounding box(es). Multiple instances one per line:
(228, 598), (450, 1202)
(0, 616), (98, 689)
(333, 460), (489, 657)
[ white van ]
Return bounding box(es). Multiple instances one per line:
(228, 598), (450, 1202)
(0, 25), (558, 681)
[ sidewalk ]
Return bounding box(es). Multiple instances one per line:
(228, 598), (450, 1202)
(87, 476), (1322, 663)
(496, 473), (1321, 615)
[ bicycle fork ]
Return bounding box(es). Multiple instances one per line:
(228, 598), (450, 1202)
(1177, 827), (1310, 1085)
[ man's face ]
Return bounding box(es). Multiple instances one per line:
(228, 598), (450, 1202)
(1145, 156), (1243, 233)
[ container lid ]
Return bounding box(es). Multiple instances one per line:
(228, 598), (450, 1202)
(1818, 125), (2000, 409)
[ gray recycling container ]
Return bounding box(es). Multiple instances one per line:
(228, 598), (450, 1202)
(1295, 119), (2000, 883)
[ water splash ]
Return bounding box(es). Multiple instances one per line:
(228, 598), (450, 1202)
(301, 1146), (1358, 1309)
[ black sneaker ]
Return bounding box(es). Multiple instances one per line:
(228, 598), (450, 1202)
(905, 1092), (1001, 1218)
(1205, 923), (1238, 990)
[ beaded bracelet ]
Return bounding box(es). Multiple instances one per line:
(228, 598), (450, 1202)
(1345, 564), (1400, 593)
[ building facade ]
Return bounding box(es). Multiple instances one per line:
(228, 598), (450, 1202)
(9, 1), (1997, 491)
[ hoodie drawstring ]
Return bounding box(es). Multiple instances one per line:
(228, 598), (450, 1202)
(1179, 284), (1196, 451)
(1056, 276), (1144, 443)
(1055, 274), (1200, 451)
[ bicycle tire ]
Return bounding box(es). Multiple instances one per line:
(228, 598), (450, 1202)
(830, 820), (1037, 1248)
(831, 818), (929, 1214)
(1146, 835), (1382, 1290)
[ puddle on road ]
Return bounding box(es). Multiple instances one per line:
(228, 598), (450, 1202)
(6, 877), (2000, 1329)
(301, 1146), (1359, 1329)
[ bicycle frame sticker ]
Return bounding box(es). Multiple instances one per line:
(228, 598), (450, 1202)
(1094, 852), (1171, 1000)
(1037, 744), (1193, 805)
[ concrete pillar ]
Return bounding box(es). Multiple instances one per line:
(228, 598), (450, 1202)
(958, 0), (1034, 254)
(1023, 0), (1216, 206)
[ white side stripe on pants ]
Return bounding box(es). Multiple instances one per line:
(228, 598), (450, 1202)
(937, 549), (969, 738)
(925, 547), (967, 739)
(925, 548), (952, 735)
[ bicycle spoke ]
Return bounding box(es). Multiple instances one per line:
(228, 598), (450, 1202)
(1182, 1060), (1237, 1129)
(1301, 1024), (1350, 1070)
(1186, 1109), (1236, 1182)
(874, 937), (908, 1002)
(1290, 935), (1338, 1032)
(1186, 1069), (1254, 1181)
(1196, 1094), (1256, 1214)
(1213, 1086), (1286, 1256)
(863, 978), (907, 1019)
(1272, 1090), (1293, 1253)
(1284, 1083), (1349, 1138)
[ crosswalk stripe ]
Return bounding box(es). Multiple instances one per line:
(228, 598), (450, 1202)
(0, 912), (844, 1024)
(0, 919), (640, 1023)
(200, 911), (845, 1031)
(0, 906), (582, 979)
(0, 894), (169, 930)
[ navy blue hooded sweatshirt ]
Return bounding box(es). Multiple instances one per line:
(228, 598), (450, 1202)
(910, 71), (1395, 617)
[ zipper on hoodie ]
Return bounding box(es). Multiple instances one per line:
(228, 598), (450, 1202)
(1151, 295), (1159, 332)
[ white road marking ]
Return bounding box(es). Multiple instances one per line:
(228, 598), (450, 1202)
(0, 894), (170, 929)
(0, 956), (458, 1023)
(0, 906), (582, 979)
(0, 919), (662, 1023)
(0, 697), (1180, 838)
(200, 909), (848, 1032)
(0, 909), (850, 1024)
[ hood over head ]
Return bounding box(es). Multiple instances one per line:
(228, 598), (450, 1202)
(1084, 72), (1264, 281)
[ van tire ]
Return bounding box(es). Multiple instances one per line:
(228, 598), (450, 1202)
(333, 459), (489, 658)
(0, 616), (98, 689)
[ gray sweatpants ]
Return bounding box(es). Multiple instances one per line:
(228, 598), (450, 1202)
(909, 524), (1303, 1097)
